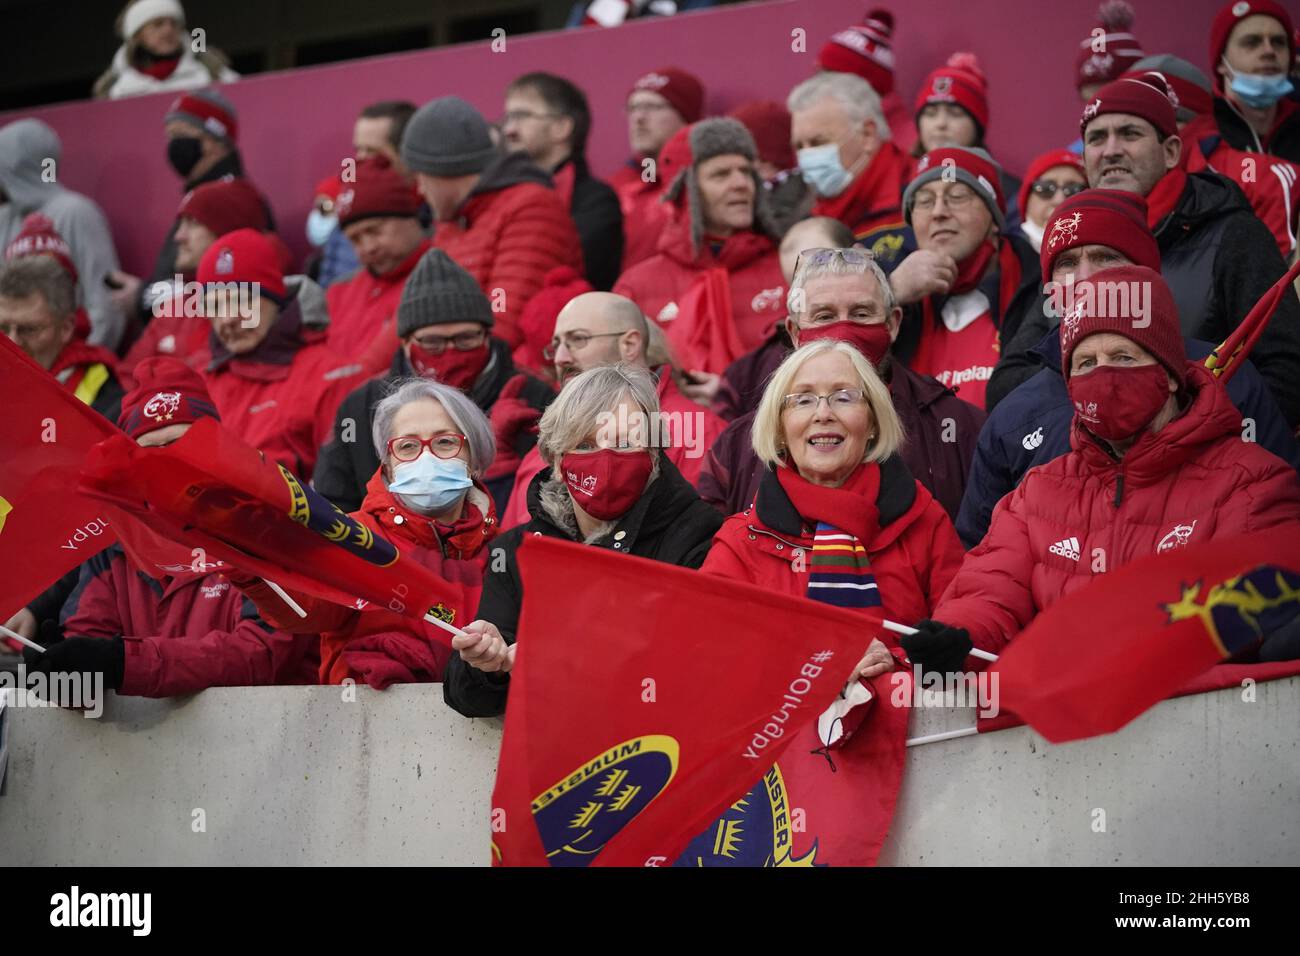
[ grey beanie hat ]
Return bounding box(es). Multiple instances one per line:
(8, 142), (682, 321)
(901, 145), (1005, 229)
(396, 248), (494, 337)
(662, 117), (779, 255)
(1132, 54), (1211, 122)
(400, 96), (498, 177)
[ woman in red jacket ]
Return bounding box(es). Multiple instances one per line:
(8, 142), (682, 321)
(702, 337), (966, 673)
(244, 377), (498, 688)
(912, 266), (1300, 673)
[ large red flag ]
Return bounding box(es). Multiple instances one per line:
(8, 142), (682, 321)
(0, 334), (119, 625)
(492, 536), (875, 867)
(992, 528), (1300, 743)
(77, 417), (476, 631)
(664, 267), (745, 375)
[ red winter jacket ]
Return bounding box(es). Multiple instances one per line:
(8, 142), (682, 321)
(613, 212), (786, 355)
(243, 469), (495, 688)
(935, 363), (1300, 660)
(325, 238), (432, 374)
(200, 286), (367, 479)
(702, 457), (965, 630)
(497, 366), (725, 530)
(433, 153), (583, 350)
(610, 159), (673, 272)
(61, 544), (318, 697)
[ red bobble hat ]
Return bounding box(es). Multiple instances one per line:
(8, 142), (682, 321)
(816, 8), (897, 96)
(196, 228), (287, 301)
(1040, 188), (1160, 278)
(1209, 0), (1295, 93)
(164, 88), (238, 146)
(516, 266), (594, 370)
(1059, 264), (1184, 387)
(628, 67), (704, 123)
(4, 212), (77, 282)
(313, 173), (343, 202)
(1075, 1), (1145, 90)
(1017, 149), (1086, 222)
(335, 156), (422, 228)
(1079, 71), (1178, 138)
(177, 178), (269, 238)
(118, 356), (221, 439)
(903, 146), (1006, 228)
(915, 52), (990, 132)
(728, 100), (795, 172)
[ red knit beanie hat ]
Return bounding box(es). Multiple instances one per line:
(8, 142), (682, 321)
(1059, 264), (1184, 387)
(1040, 188), (1160, 278)
(1209, 0), (1295, 93)
(1075, 1), (1145, 90)
(1080, 71), (1179, 138)
(915, 52), (989, 133)
(728, 100), (795, 172)
(196, 228), (287, 301)
(177, 178), (269, 238)
(4, 212), (77, 282)
(1018, 149), (1087, 225)
(628, 67), (704, 123)
(816, 8), (897, 96)
(516, 266), (594, 370)
(118, 356), (220, 439)
(336, 156), (422, 229)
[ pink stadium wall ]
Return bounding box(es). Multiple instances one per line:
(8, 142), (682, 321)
(2, 0), (1229, 275)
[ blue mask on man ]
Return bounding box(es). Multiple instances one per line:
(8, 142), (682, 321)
(1224, 61), (1295, 109)
(388, 454), (472, 514)
(797, 143), (854, 198)
(305, 209), (337, 248)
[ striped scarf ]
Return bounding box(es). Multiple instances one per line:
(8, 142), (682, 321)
(807, 522), (882, 609)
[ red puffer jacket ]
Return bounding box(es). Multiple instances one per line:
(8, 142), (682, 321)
(325, 238), (432, 373)
(433, 153), (583, 351)
(61, 545), (318, 697)
(613, 212), (786, 355)
(935, 363), (1300, 659)
(702, 457), (965, 630)
(243, 469), (496, 688)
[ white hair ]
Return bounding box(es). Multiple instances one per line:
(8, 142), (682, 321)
(371, 377), (496, 477)
(787, 71), (890, 141)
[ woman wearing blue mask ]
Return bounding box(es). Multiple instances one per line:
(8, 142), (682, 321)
(242, 377), (498, 689)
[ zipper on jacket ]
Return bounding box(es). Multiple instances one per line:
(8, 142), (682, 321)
(1113, 473), (1125, 508)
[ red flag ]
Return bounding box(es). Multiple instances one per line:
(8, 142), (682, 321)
(663, 267), (745, 375)
(492, 536), (872, 867)
(991, 529), (1300, 743)
(1206, 256), (1300, 381)
(77, 417), (474, 630)
(0, 334), (120, 625)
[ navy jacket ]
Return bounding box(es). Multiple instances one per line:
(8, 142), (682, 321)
(955, 330), (1300, 549)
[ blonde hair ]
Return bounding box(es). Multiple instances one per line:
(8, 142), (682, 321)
(751, 339), (903, 469)
(537, 363), (661, 466)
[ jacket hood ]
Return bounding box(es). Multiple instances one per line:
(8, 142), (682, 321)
(467, 150), (553, 199)
(285, 274), (329, 329)
(1158, 169), (1251, 238)
(0, 119), (63, 211)
(1072, 361), (1241, 482)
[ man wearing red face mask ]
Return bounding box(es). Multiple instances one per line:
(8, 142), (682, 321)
(906, 265), (1300, 674)
(697, 242), (984, 522)
(314, 248), (553, 515)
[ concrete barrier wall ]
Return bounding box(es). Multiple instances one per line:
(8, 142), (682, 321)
(1, 678), (1297, 866)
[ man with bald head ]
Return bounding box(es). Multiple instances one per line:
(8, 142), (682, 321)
(498, 291), (727, 528)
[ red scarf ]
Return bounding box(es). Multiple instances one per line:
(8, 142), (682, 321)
(812, 141), (910, 235)
(50, 338), (119, 379)
(1145, 167), (1187, 229)
(921, 239), (1024, 328)
(776, 461), (882, 546)
(140, 54), (181, 80)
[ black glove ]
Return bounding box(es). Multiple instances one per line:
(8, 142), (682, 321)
(23, 636), (126, 691)
(900, 619), (973, 676)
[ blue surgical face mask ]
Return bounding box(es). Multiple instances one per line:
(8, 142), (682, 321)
(305, 209), (337, 247)
(797, 143), (853, 198)
(388, 453), (472, 514)
(1224, 60), (1295, 109)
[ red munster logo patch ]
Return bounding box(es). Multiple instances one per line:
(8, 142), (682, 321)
(142, 391), (182, 422)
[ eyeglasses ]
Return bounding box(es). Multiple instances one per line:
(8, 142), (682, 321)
(1031, 180), (1087, 200)
(792, 247), (874, 274)
(408, 329), (487, 354)
(386, 432), (467, 462)
(543, 330), (626, 361)
(501, 109), (559, 125)
(780, 388), (867, 413)
(910, 186), (977, 212)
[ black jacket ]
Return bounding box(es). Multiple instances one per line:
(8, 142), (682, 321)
(1209, 94), (1300, 164)
(311, 337), (554, 514)
(988, 171), (1300, 425)
(558, 154), (623, 291)
(442, 452), (724, 718)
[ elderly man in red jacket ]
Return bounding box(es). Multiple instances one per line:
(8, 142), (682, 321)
(21, 357), (319, 697)
(905, 266), (1300, 675)
(325, 155), (431, 372)
(197, 228), (366, 478)
(399, 95), (583, 352)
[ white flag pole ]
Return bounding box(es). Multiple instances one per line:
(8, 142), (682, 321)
(883, 618), (998, 663)
(0, 623), (45, 655)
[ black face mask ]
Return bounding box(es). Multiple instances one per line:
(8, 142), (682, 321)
(167, 136), (203, 178)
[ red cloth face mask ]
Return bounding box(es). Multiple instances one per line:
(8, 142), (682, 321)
(800, 321), (893, 366)
(408, 341), (490, 390)
(1067, 364), (1171, 441)
(560, 448), (653, 521)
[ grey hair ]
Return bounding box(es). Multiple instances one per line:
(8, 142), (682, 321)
(787, 247), (896, 317)
(537, 363), (661, 466)
(0, 256), (76, 319)
(371, 376), (496, 477)
(787, 72), (890, 141)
